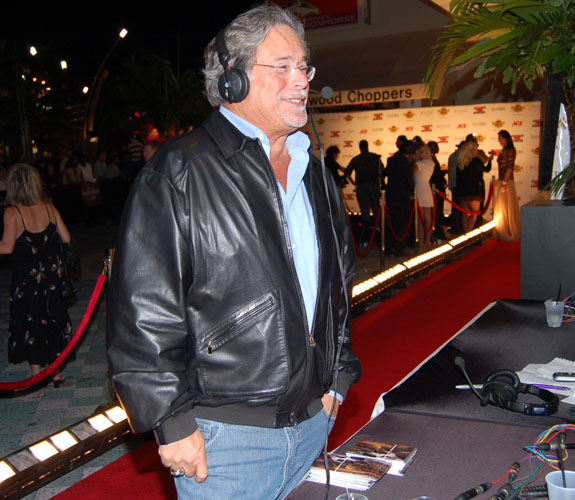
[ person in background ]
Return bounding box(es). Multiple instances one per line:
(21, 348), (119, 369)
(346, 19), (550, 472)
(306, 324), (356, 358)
(490, 129), (520, 241)
(93, 151), (108, 180)
(413, 142), (435, 253)
(0, 164), (72, 387)
(428, 141), (447, 241)
(324, 145), (347, 189)
(142, 140), (161, 163)
(345, 139), (383, 227)
(383, 140), (414, 257)
(107, 6), (361, 499)
(456, 141), (490, 233)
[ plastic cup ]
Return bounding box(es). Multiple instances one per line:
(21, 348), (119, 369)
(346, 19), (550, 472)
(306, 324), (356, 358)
(335, 494), (368, 500)
(545, 300), (565, 327)
(546, 470), (575, 499)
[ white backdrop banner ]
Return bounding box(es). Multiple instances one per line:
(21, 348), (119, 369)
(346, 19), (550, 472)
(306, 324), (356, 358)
(303, 101), (541, 213)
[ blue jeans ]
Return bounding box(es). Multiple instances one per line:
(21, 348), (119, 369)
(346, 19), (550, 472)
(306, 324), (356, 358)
(174, 408), (335, 500)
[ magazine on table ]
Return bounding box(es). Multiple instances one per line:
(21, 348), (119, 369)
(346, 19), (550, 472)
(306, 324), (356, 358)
(345, 440), (417, 476)
(305, 452), (390, 491)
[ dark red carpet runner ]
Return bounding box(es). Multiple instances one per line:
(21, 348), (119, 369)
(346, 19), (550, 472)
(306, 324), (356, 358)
(54, 239), (520, 500)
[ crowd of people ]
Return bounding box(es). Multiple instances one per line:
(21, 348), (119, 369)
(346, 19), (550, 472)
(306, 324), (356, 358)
(325, 130), (521, 257)
(0, 134), (162, 386)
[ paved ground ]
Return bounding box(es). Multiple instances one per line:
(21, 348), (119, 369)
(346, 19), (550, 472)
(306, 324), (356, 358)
(0, 218), (432, 499)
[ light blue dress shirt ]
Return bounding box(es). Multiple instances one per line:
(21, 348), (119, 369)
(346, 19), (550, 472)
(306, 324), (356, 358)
(219, 106), (318, 330)
(219, 107), (343, 405)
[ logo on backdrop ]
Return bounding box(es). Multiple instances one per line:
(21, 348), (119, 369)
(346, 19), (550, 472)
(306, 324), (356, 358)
(493, 120), (505, 128)
(344, 115), (353, 122)
(389, 126), (398, 133)
(474, 106), (486, 114)
(512, 104), (525, 113)
(330, 131), (340, 137)
(532, 120), (541, 127)
(344, 141), (353, 148)
(439, 108), (450, 116)
(422, 125), (433, 133)
(512, 121), (523, 127)
(404, 111), (415, 119)
(373, 113), (383, 120)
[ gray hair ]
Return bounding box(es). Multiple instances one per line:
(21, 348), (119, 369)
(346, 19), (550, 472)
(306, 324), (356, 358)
(203, 5), (307, 107)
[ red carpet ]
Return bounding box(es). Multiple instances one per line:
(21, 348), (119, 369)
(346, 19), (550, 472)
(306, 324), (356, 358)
(54, 239), (520, 500)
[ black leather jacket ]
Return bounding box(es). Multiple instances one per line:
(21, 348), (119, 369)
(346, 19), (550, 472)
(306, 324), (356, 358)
(107, 110), (362, 444)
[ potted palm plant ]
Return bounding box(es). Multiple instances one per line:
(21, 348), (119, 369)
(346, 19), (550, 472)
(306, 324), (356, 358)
(423, 0), (575, 198)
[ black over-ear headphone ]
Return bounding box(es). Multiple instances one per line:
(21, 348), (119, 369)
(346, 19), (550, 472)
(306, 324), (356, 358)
(480, 369), (559, 416)
(215, 29), (250, 103)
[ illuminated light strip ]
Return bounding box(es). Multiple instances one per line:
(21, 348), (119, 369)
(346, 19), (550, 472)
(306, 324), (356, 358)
(29, 441), (59, 462)
(403, 244), (452, 269)
(50, 431), (78, 452)
(351, 222), (493, 298)
(105, 406), (128, 424)
(480, 220), (496, 232)
(0, 461), (15, 482)
(88, 414), (114, 432)
(449, 234), (469, 246)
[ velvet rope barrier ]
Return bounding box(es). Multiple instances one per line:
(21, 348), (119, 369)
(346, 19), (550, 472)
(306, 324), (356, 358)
(384, 200), (415, 243)
(436, 182), (494, 216)
(0, 267), (108, 391)
(346, 205), (382, 258)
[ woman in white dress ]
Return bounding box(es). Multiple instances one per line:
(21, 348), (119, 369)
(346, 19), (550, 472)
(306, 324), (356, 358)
(413, 143), (435, 253)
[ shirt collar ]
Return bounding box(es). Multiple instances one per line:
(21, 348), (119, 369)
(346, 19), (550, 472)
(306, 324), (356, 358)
(219, 105), (310, 160)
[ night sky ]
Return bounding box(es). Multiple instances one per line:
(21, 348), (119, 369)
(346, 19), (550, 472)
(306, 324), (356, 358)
(2, 4), (259, 85)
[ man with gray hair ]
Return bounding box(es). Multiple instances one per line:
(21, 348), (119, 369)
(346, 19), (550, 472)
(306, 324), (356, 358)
(107, 5), (361, 499)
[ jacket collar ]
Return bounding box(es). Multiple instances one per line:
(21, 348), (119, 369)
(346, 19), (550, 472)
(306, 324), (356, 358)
(202, 109), (253, 160)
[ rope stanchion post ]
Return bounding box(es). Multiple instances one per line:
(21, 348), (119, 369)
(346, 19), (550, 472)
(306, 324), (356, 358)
(414, 192), (420, 254)
(380, 189), (386, 270)
(102, 248), (116, 403)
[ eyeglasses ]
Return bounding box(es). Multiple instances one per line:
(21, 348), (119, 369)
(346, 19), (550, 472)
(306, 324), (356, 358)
(253, 63), (316, 82)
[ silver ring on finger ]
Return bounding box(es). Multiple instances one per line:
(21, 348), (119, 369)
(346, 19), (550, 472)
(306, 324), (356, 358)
(170, 468), (185, 477)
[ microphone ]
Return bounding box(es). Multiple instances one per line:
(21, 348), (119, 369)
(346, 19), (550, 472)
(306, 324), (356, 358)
(454, 357), (485, 403)
(453, 482), (492, 500)
(310, 86), (334, 99)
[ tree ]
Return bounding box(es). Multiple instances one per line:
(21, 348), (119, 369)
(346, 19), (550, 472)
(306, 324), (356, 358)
(96, 51), (211, 148)
(424, 0), (575, 196)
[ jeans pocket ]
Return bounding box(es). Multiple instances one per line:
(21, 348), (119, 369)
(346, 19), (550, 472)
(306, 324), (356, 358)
(196, 418), (223, 449)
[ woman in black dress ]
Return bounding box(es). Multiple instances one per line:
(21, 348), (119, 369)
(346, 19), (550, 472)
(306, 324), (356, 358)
(0, 163), (72, 386)
(456, 141), (490, 233)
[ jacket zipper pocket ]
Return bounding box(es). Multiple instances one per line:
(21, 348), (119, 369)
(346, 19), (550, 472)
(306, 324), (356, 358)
(206, 296), (275, 354)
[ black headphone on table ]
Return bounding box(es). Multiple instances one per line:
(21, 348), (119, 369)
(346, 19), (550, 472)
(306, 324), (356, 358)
(454, 357), (560, 416)
(481, 369), (559, 416)
(215, 29), (250, 103)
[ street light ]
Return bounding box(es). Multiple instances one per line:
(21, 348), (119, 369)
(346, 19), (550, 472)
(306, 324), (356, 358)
(82, 27), (129, 144)
(29, 46), (37, 56)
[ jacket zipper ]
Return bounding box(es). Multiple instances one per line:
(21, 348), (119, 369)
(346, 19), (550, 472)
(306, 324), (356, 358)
(207, 297), (275, 354)
(256, 142), (315, 425)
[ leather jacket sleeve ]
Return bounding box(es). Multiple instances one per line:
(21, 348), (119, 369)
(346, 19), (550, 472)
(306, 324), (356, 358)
(107, 147), (199, 442)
